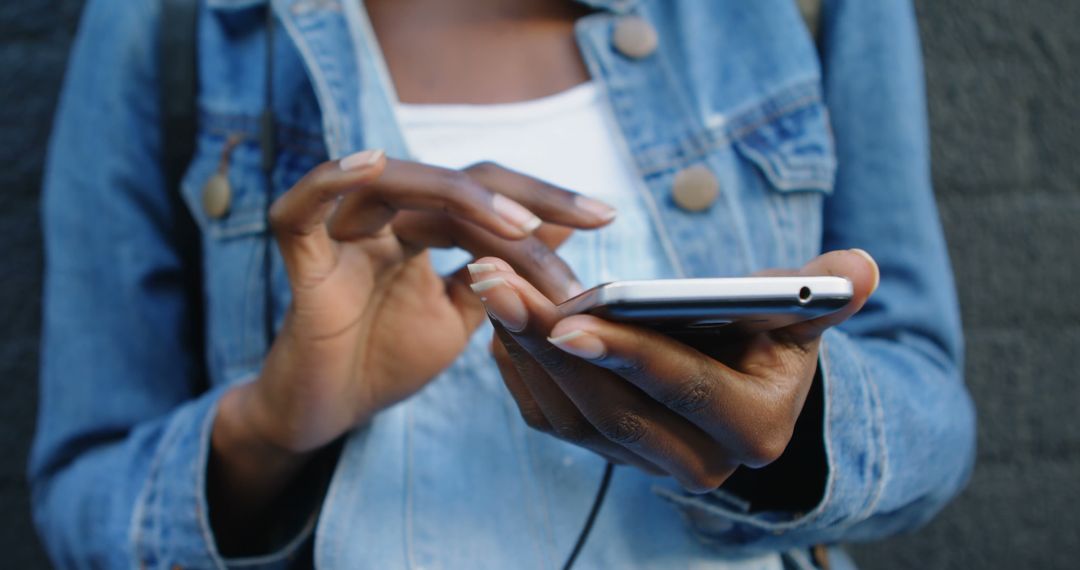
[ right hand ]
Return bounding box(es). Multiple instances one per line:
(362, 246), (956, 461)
(218, 150), (615, 456)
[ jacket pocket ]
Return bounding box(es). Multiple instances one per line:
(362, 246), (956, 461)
(178, 117), (324, 385)
(722, 84), (838, 268)
(728, 85), (837, 195)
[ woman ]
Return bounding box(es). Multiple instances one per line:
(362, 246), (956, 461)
(31, 0), (975, 568)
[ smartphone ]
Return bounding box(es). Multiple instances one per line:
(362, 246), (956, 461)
(557, 276), (852, 336)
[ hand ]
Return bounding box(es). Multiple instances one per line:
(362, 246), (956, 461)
(469, 250), (878, 493)
(223, 152), (614, 453)
(208, 151), (614, 549)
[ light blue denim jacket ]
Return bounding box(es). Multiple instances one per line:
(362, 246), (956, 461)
(32, 0), (976, 568)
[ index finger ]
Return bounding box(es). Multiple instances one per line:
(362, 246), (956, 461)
(328, 159), (616, 242)
(328, 158), (543, 241)
(464, 161), (617, 228)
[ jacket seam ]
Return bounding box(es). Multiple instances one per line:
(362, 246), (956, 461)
(193, 394), (230, 570)
(848, 342), (890, 525)
(274, 0), (348, 158)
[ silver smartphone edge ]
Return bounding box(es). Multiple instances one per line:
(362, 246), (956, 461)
(591, 276), (852, 306)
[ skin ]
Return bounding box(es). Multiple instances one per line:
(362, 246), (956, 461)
(209, 155), (613, 551)
(208, 0), (878, 554)
(209, 1), (598, 552)
(470, 252), (877, 493)
(365, 0), (593, 104)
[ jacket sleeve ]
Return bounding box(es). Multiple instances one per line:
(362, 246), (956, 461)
(655, 0), (976, 552)
(29, 1), (311, 568)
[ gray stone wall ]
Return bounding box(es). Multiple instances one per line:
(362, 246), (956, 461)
(849, 1), (1080, 568)
(0, 1), (1075, 567)
(0, 2), (84, 568)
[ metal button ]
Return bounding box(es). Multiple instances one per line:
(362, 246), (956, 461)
(672, 165), (720, 212)
(612, 15), (659, 59)
(202, 173), (232, 219)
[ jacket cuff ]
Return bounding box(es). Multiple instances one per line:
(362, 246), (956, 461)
(130, 384), (318, 569)
(652, 329), (885, 552)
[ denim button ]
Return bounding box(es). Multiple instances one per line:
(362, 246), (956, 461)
(202, 173), (232, 219)
(672, 165), (719, 212)
(612, 16), (658, 59)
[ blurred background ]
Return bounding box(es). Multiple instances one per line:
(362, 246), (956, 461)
(1, 1), (1077, 568)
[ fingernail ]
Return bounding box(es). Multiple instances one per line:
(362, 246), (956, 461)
(470, 278), (528, 331)
(493, 194), (542, 233)
(469, 277), (505, 294)
(849, 248), (880, 294)
(566, 280), (586, 298)
(467, 263), (498, 280)
(548, 330), (606, 360)
(340, 149), (385, 171)
(574, 195), (617, 222)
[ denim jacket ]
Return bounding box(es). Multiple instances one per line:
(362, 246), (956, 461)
(32, 0), (976, 568)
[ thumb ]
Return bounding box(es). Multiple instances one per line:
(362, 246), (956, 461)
(771, 248), (880, 344)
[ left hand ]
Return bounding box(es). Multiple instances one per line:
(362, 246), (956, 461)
(468, 249), (879, 493)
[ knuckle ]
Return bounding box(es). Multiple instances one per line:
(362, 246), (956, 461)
(439, 170), (487, 214)
(662, 372), (715, 415)
(742, 428), (793, 468)
(681, 467), (728, 494)
(500, 342), (532, 367)
(523, 238), (558, 266)
(441, 169), (476, 194)
(519, 407), (552, 433)
(530, 342), (580, 376)
(551, 419), (592, 444)
(464, 160), (501, 177)
(595, 411), (647, 446)
(608, 354), (649, 379)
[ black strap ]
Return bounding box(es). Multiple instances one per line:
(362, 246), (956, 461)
(562, 462), (614, 570)
(160, 0), (200, 192)
(261, 7), (278, 346)
(158, 0), (208, 395)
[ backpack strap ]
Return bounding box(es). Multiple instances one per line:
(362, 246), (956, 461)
(159, 0), (200, 192)
(157, 0), (208, 392)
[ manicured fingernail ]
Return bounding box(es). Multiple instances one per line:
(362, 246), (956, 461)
(548, 330), (606, 360)
(849, 248), (880, 294)
(467, 263), (498, 279)
(574, 195), (617, 222)
(469, 277), (505, 294)
(493, 194), (542, 233)
(470, 278), (528, 331)
(340, 149), (384, 171)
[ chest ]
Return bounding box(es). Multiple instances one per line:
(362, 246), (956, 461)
(182, 0), (836, 386)
(364, 0), (593, 105)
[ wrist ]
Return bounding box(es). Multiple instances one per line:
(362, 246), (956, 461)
(721, 365), (826, 512)
(214, 381), (314, 469)
(209, 383), (325, 556)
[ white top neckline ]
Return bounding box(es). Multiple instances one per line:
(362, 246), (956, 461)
(395, 81), (600, 126)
